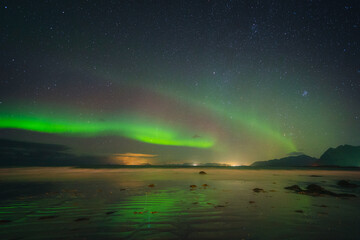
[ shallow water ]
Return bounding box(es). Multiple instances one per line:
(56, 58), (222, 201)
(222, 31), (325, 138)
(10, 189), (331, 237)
(0, 168), (360, 239)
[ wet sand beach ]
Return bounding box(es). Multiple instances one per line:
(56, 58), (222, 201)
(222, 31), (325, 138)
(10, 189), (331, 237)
(0, 167), (360, 240)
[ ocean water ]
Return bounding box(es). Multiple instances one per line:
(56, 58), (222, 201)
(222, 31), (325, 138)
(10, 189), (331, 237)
(0, 167), (360, 240)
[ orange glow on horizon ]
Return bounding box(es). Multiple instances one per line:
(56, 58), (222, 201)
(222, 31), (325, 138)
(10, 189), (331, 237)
(112, 153), (157, 165)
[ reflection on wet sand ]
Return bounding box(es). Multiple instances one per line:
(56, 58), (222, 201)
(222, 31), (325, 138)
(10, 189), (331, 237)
(0, 168), (360, 239)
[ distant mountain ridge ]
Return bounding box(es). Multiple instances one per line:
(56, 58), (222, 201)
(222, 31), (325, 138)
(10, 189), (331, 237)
(318, 145), (360, 167)
(251, 155), (317, 167)
(1, 138), (359, 167)
(251, 145), (360, 167)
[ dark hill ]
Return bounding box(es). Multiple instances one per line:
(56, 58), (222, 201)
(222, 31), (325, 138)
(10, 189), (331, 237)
(318, 145), (360, 167)
(251, 155), (318, 167)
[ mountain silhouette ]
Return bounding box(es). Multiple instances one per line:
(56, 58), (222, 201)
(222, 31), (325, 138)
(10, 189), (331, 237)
(251, 155), (318, 167)
(318, 145), (360, 167)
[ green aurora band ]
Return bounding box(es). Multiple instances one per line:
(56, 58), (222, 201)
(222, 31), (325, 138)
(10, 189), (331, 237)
(85, 70), (297, 153)
(204, 103), (297, 152)
(150, 87), (297, 152)
(0, 106), (215, 148)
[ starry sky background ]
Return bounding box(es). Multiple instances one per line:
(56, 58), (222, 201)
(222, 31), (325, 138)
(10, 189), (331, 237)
(0, 0), (359, 165)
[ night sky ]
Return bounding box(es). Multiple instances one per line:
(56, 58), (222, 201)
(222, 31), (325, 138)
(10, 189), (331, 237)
(0, 1), (359, 165)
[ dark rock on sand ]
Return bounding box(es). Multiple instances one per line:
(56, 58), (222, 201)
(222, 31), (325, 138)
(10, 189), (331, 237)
(318, 212), (328, 215)
(285, 185), (302, 192)
(106, 211), (116, 215)
(285, 184), (356, 197)
(307, 184), (326, 192)
(75, 217), (90, 222)
(0, 220), (12, 224)
(199, 171), (207, 174)
(148, 184), (155, 187)
(313, 204), (328, 208)
(38, 216), (58, 220)
(337, 180), (358, 188)
(295, 210), (304, 213)
(190, 185), (197, 188)
(253, 188), (265, 193)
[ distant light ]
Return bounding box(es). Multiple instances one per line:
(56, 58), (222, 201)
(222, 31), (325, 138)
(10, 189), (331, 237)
(192, 163), (198, 166)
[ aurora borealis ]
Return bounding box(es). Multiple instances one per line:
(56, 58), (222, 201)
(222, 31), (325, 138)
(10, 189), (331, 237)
(0, 103), (215, 148)
(0, 1), (359, 165)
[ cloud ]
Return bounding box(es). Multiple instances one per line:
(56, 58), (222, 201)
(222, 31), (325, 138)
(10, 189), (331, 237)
(114, 153), (158, 158)
(287, 151), (305, 156)
(111, 153), (157, 165)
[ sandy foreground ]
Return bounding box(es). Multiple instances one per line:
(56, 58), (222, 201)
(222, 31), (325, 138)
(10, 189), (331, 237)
(0, 167), (360, 239)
